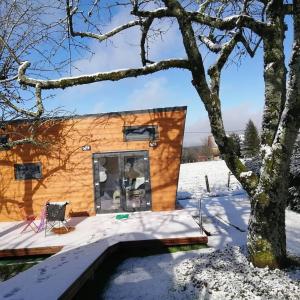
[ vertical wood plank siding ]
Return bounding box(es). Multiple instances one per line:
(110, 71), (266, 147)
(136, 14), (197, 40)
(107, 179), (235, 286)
(0, 107), (186, 221)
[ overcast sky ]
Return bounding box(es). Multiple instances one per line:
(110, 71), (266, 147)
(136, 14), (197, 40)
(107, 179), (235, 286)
(43, 6), (293, 146)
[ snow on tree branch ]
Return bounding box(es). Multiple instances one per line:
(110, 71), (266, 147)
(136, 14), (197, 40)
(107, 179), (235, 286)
(207, 32), (240, 95)
(18, 59), (191, 89)
(199, 35), (223, 53)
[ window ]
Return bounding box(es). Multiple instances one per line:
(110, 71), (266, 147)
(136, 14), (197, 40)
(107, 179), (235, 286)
(0, 135), (8, 145)
(15, 163), (42, 180)
(124, 126), (158, 141)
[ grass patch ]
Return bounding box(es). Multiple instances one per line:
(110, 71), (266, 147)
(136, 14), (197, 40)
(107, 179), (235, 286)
(0, 255), (49, 282)
(129, 243), (208, 257)
(167, 244), (208, 253)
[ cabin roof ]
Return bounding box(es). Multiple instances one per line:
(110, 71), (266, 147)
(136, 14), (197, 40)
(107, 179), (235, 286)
(4, 106), (187, 125)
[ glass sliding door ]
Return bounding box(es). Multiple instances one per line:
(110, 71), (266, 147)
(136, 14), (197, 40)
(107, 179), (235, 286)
(93, 155), (122, 213)
(123, 154), (150, 211)
(93, 151), (151, 213)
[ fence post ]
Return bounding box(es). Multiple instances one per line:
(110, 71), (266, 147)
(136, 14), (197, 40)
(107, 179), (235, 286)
(227, 172), (231, 188)
(205, 175), (210, 193)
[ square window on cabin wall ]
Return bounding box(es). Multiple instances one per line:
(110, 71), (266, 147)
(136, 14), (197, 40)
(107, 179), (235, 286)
(0, 135), (8, 145)
(123, 126), (158, 141)
(15, 163), (43, 180)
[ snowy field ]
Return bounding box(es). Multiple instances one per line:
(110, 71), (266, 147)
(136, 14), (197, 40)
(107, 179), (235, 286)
(103, 161), (300, 300)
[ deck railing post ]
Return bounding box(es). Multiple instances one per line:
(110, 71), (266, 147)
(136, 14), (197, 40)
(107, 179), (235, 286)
(205, 175), (210, 193)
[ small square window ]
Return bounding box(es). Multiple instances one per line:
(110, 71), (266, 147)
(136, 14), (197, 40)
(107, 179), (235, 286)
(15, 163), (42, 180)
(0, 135), (8, 145)
(124, 126), (158, 141)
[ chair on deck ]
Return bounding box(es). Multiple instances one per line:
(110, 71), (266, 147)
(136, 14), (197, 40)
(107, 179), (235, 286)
(36, 205), (47, 233)
(19, 204), (48, 233)
(19, 204), (38, 233)
(45, 202), (69, 236)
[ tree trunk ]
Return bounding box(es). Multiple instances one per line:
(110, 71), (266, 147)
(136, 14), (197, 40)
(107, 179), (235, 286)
(247, 0), (300, 268)
(248, 177), (288, 268)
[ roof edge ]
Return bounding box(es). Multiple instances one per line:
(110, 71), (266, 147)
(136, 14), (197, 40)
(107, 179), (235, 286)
(5, 106), (187, 125)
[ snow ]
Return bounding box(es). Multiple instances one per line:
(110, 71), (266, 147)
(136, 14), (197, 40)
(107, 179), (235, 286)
(177, 160), (242, 199)
(103, 161), (300, 300)
(240, 171), (253, 178)
(174, 246), (300, 300)
(0, 160), (299, 299)
(0, 211), (202, 300)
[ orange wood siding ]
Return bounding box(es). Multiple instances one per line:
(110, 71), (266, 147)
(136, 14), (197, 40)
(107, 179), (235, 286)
(0, 107), (186, 221)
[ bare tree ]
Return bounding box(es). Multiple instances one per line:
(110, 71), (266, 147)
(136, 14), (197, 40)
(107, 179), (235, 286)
(5, 0), (300, 268)
(181, 147), (200, 163)
(0, 0), (73, 149)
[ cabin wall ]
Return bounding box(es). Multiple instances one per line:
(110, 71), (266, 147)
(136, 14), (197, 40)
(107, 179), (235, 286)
(0, 108), (186, 221)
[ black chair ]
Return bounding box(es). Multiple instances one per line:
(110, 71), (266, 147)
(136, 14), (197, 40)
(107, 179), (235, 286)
(45, 202), (69, 236)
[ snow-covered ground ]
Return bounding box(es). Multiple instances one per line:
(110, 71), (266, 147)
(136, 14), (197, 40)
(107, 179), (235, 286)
(103, 161), (300, 300)
(0, 210), (202, 300)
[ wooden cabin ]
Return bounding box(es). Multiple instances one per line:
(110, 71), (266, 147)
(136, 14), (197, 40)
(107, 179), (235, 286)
(0, 106), (186, 221)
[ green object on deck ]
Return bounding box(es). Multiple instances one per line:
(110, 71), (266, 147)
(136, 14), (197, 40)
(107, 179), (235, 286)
(115, 214), (129, 220)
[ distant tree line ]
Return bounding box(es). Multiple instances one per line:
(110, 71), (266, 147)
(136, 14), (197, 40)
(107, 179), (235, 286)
(227, 119), (261, 158)
(184, 119), (299, 214)
(181, 143), (212, 163)
(182, 119), (261, 163)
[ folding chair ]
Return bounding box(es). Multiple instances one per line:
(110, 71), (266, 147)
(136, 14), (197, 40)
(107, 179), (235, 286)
(45, 202), (69, 236)
(19, 204), (38, 233)
(36, 204), (47, 233)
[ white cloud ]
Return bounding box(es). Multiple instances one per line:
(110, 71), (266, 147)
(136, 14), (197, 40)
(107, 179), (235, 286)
(70, 8), (184, 76)
(92, 101), (105, 114)
(55, 81), (104, 105)
(127, 77), (170, 110)
(184, 102), (263, 146)
(55, 9), (184, 110)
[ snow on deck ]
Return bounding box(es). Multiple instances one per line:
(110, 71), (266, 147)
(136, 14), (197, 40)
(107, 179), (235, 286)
(0, 210), (203, 300)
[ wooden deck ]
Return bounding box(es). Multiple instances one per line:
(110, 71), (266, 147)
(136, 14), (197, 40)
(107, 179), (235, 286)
(0, 246), (63, 258)
(0, 210), (207, 300)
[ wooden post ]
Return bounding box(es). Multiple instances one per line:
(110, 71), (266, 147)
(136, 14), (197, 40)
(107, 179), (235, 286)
(227, 172), (231, 188)
(205, 175), (210, 193)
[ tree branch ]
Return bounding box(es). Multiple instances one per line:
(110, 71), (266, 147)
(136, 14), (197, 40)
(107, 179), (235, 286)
(66, 0), (141, 42)
(198, 0), (214, 14)
(140, 17), (155, 66)
(131, 7), (170, 19)
(199, 35), (222, 53)
(0, 75), (18, 83)
(0, 83), (44, 118)
(0, 137), (46, 151)
(131, 4), (269, 37)
(0, 35), (21, 65)
(18, 59), (190, 89)
(238, 34), (262, 57)
(189, 12), (270, 36)
(208, 33), (240, 95)
(161, 0), (259, 195)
